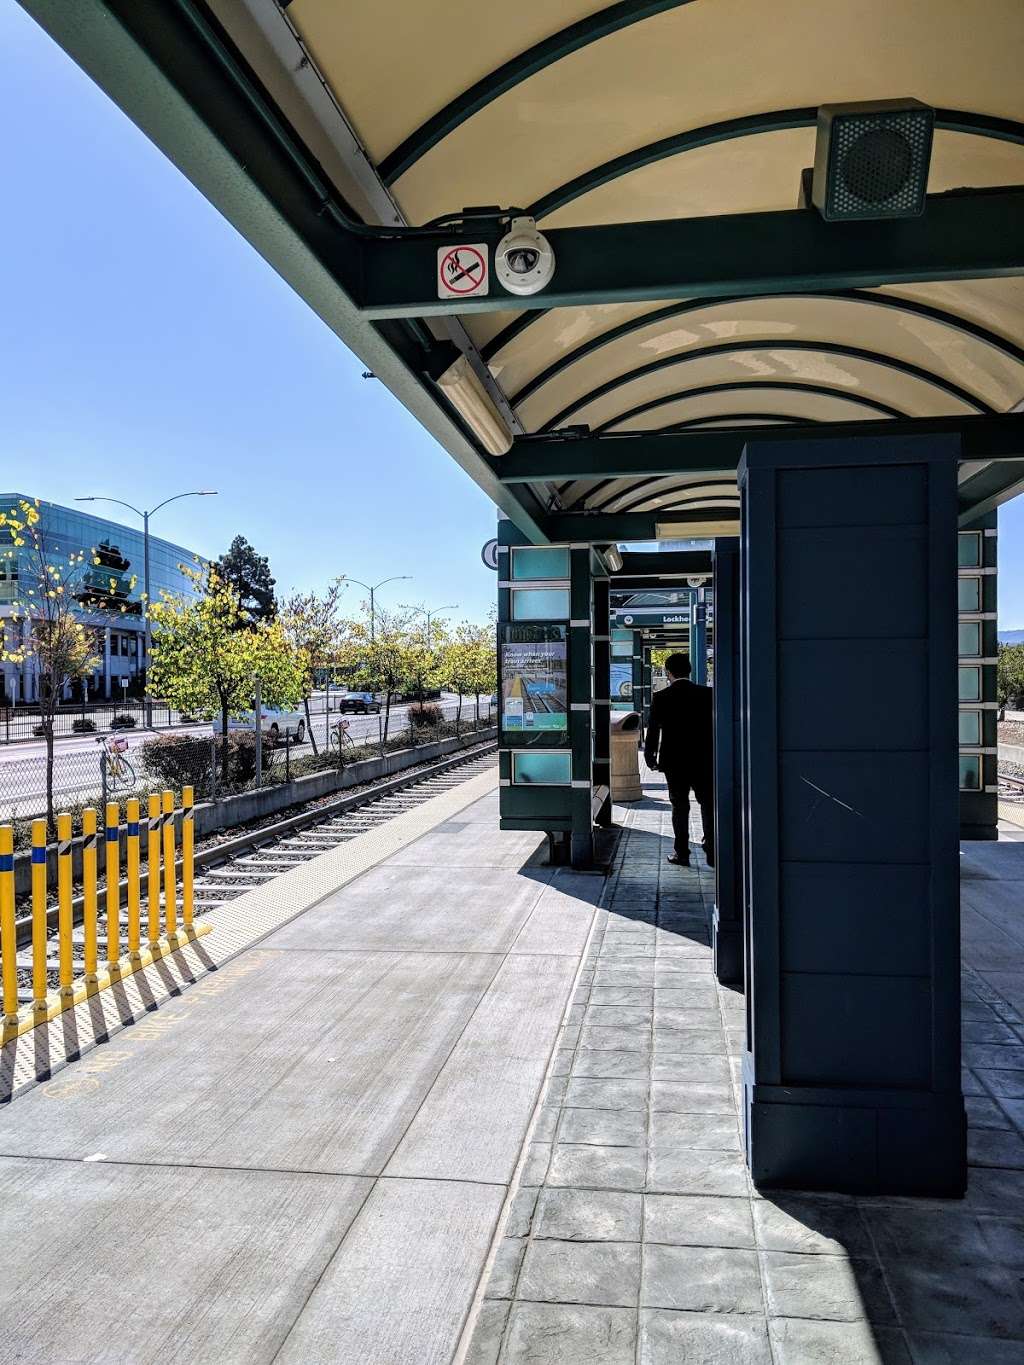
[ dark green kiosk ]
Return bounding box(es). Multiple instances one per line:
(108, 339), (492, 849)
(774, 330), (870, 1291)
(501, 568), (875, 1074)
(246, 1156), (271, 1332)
(38, 0), (1023, 1196)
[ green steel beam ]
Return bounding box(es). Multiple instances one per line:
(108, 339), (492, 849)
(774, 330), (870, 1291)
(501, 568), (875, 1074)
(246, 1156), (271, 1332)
(529, 107), (1024, 222)
(377, 0), (696, 185)
(495, 415), (1024, 484)
(538, 339), (993, 432)
(958, 457), (1024, 523)
(359, 188), (1024, 318)
(542, 508), (739, 542)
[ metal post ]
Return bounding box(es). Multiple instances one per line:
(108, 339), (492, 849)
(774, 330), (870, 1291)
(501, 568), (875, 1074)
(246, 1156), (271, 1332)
(285, 732), (291, 783)
(0, 824), (17, 1023)
(31, 819), (48, 1019)
(143, 510), (152, 726)
(254, 676), (262, 788)
(369, 586), (375, 642)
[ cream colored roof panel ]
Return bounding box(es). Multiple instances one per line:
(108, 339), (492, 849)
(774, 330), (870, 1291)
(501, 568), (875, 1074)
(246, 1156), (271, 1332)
(610, 388), (897, 430)
(385, 0), (1024, 224)
(539, 129), (1024, 229)
(567, 349), (977, 431)
(512, 294), (1024, 428)
(286, 0), (603, 163)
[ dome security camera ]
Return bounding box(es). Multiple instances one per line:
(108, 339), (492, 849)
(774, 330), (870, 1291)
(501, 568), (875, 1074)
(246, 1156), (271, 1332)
(495, 217), (555, 296)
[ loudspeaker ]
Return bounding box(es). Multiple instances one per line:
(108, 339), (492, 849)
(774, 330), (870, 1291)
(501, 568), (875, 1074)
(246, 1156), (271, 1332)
(811, 99), (934, 222)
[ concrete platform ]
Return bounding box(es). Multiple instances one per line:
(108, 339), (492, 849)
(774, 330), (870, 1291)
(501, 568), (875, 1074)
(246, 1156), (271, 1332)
(2, 766), (1024, 1363)
(465, 782), (1024, 1365)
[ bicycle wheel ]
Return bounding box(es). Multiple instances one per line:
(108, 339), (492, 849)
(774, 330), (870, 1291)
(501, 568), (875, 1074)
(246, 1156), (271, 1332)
(109, 758), (137, 793)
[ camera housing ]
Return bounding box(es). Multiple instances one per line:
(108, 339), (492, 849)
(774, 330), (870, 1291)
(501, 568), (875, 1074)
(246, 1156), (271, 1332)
(495, 216), (556, 295)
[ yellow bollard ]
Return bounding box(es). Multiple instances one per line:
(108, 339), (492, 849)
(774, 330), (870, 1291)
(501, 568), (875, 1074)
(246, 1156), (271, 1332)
(57, 812), (74, 999)
(105, 802), (120, 966)
(126, 799), (141, 957)
(0, 825), (17, 1022)
(31, 819), (48, 1017)
(181, 786), (194, 933)
(162, 790), (177, 938)
(147, 794), (161, 945)
(82, 808), (99, 984)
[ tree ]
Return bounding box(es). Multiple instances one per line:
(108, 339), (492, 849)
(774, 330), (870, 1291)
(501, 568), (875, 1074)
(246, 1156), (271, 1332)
(0, 498), (101, 834)
(443, 623), (496, 729)
(998, 643), (1024, 711)
(279, 581), (347, 755)
(150, 565), (304, 782)
(339, 606), (417, 745)
(215, 535), (277, 627)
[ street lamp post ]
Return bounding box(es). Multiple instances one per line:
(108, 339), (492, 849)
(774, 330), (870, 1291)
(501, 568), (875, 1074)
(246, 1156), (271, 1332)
(402, 603), (459, 649)
(75, 491), (218, 700)
(344, 575), (411, 641)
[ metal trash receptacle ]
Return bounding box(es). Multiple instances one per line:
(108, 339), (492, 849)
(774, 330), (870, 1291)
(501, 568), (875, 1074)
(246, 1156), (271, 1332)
(610, 711), (642, 802)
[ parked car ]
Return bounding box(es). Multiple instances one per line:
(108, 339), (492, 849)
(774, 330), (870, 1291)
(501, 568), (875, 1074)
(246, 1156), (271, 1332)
(338, 691), (383, 714)
(212, 706), (306, 744)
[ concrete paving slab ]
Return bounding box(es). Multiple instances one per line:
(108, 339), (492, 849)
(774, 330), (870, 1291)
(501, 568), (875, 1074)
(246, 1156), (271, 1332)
(0, 1155), (371, 1364)
(275, 1176), (503, 1365)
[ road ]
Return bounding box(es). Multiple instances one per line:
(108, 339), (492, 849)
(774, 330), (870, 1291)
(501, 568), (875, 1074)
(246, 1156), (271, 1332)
(0, 695), (494, 819)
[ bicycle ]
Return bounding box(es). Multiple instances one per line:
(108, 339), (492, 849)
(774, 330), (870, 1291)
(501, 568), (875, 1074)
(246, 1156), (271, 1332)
(328, 718), (356, 752)
(98, 734), (137, 793)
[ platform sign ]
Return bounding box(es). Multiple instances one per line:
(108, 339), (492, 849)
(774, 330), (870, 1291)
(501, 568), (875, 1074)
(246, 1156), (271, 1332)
(437, 244), (489, 299)
(500, 624), (567, 732)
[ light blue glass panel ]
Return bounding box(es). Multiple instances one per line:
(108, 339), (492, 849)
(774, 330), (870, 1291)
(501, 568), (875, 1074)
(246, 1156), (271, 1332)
(511, 546), (570, 581)
(513, 751), (572, 785)
(958, 667), (981, 701)
(957, 533), (982, 568)
(611, 640), (632, 657)
(958, 710), (981, 745)
(958, 577), (981, 612)
(958, 622), (982, 657)
(512, 588), (570, 620)
(959, 755), (981, 791)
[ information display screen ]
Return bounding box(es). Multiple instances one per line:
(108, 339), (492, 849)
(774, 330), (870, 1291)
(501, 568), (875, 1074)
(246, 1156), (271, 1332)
(610, 661), (633, 703)
(501, 624), (568, 732)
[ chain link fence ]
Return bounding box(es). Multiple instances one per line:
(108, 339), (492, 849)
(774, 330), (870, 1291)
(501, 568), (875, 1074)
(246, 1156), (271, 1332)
(0, 698), (497, 823)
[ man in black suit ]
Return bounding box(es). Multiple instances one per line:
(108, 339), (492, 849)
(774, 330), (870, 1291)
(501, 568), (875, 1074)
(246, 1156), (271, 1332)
(643, 652), (714, 868)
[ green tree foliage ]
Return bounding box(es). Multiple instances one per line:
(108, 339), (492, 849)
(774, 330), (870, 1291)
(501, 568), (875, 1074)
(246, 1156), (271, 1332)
(215, 534), (277, 626)
(442, 623), (496, 726)
(998, 642), (1024, 710)
(150, 566), (304, 780)
(279, 581), (347, 755)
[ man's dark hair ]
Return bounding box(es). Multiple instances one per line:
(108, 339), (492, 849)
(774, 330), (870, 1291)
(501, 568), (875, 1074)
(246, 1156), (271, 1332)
(665, 652), (691, 679)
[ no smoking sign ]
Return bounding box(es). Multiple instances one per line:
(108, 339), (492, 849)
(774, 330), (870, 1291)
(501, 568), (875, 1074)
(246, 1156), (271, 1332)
(437, 244), (489, 299)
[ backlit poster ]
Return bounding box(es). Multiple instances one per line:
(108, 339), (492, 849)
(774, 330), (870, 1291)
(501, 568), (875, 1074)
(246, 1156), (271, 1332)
(501, 624), (567, 731)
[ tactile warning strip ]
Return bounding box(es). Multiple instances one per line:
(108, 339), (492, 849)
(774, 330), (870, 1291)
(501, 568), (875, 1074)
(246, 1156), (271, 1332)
(0, 762), (498, 1104)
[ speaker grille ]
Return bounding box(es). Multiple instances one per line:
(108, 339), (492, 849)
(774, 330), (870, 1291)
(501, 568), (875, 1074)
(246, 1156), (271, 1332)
(813, 101), (935, 221)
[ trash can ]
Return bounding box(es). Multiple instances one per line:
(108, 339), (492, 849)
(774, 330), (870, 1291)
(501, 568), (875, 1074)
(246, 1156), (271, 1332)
(610, 711), (642, 802)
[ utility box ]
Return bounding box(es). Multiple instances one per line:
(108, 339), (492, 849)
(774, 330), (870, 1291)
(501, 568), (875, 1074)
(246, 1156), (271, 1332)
(610, 711), (642, 802)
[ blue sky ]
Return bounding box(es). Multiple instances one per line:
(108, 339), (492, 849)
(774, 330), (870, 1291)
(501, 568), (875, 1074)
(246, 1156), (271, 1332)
(1, 0), (1021, 627)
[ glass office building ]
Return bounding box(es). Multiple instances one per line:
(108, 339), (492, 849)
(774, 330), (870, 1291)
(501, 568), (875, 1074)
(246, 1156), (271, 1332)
(0, 494), (202, 703)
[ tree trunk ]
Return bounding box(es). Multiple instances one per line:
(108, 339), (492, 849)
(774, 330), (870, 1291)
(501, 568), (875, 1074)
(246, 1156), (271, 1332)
(220, 697), (231, 784)
(382, 689), (392, 746)
(303, 694), (319, 756)
(456, 690), (463, 735)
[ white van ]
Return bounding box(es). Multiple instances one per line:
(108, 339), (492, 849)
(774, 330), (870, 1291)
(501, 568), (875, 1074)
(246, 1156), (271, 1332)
(212, 706), (306, 745)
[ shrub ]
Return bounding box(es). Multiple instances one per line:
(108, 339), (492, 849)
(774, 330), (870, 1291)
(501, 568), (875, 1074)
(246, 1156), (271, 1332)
(72, 718), (97, 733)
(407, 702), (443, 729)
(111, 713), (137, 729)
(140, 733), (216, 797)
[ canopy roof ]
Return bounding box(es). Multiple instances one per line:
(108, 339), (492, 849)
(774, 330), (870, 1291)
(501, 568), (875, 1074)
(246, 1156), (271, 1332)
(23, 0), (1024, 541)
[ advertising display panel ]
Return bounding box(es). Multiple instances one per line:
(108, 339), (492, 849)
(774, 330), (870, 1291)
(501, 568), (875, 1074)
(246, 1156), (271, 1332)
(500, 624), (568, 733)
(610, 661), (633, 703)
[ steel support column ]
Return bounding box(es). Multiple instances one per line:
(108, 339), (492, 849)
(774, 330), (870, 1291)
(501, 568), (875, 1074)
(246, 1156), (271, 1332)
(712, 538), (743, 986)
(740, 433), (965, 1195)
(593, 576), (613, 827)
(570, 548), (595, 867)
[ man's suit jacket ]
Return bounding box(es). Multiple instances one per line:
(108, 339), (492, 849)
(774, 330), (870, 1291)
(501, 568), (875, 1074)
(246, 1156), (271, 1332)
(643, 678), (713, 777)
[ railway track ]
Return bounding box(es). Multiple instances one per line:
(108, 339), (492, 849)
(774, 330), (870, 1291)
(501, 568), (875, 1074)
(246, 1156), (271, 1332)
(12, 741), (496, 997)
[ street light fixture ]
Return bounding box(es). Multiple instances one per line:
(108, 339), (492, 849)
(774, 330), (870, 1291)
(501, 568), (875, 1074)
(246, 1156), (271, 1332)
(74, 490), (218, 694)
(343, 575), (411, 641)
(401, 602), (459, 650)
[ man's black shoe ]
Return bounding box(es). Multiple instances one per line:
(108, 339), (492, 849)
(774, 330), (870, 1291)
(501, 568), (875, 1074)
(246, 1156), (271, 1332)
(667, 853), (690, 867)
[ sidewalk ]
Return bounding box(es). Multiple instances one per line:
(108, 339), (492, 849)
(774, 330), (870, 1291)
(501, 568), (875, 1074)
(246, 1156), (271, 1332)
(467, 785), (1024, 1364)
(0, 763), (606, 1364)
(1, 768), (1022, 1363)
